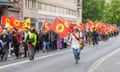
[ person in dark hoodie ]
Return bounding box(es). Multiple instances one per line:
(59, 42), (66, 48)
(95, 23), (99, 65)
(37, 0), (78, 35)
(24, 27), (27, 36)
(0, 29), (9, 60)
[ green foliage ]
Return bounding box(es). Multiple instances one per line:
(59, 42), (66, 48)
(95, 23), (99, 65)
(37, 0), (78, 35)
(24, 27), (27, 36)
(103, 0), (120, 24)
(82, 0), (105, 23)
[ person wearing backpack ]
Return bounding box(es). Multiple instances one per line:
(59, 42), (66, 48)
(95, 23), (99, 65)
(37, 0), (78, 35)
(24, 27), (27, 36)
(27, 28), (37, 60)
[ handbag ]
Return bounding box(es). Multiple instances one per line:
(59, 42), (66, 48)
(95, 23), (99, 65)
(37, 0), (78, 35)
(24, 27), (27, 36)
(72, 33), (84, 50)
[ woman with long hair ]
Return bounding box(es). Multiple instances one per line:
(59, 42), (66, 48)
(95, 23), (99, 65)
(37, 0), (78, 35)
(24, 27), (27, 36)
(68, 27), (81, 64)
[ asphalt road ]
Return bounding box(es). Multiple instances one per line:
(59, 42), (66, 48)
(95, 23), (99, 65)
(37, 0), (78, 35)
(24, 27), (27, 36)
(0, 35), (120, 72)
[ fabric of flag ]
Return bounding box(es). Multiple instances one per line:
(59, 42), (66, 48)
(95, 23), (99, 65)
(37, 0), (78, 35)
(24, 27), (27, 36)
(24, 18), (31, 29)
(86, 19), (93, 31)
(50, 18), (69, 39)
(80, 22), (85, 28)
(41, 20), (50, 31)
(0, 26), (3, 33)
(76, 19), (81, 26)
(58, 17), (65, 23)
(64, 19), (72, 32)
(10, 17), (23, 29)
(1, 16), (10, 25)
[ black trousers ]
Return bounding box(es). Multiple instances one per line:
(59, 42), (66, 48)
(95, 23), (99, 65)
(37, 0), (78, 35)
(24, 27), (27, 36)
(92, 37), (98, 45)
(23, 42), (28, 57)
(51, 40), (57, 50)
(13, 44), (19, 57)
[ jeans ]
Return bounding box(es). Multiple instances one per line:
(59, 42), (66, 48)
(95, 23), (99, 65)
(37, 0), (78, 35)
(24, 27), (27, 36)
(8, 42), (12, 55)
(43, 41), (50, 52)
(23, 42), (28, 57)
(28, 46), (35, 60)
(73, 48), (81, 63)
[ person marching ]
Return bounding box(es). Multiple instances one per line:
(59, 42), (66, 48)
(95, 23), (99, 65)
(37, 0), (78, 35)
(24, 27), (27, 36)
(68, 27), (83, 64)
(26, 28), (37, 61)
(0, 29), (9, 60)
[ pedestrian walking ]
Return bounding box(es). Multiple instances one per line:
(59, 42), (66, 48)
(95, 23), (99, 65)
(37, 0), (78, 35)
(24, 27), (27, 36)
(12, 31), (20, 59)
(68, 27), (82, 64)
(42, 30), (50, 52)
(92, 27), (98, 45)
(22, 28), (29, 57)
(27, 28), (37, 60)
(0, 29), (9, 60)
(7, 29), (12, 57)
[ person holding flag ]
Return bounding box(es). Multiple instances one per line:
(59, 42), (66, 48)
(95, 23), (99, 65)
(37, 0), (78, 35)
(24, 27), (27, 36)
(68, 26), (82, 64)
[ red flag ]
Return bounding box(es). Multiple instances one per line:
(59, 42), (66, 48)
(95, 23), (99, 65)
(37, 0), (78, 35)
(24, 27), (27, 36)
(1, 16), (10, 25)
(64, 19), (72, 32)
(0, 26), (3, 33)
(50, 18), (69, 39)
(86, 19), (93, 30)
(10, 17), (23, 29)
(58, 17), (65, 23)
(41, 20), (50, 31)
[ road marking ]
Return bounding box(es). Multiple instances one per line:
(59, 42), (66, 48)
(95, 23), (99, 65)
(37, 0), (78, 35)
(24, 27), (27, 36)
(0, 50), (71, 69)
(87, 48), (120, 72)
(117, 62), (120, 65)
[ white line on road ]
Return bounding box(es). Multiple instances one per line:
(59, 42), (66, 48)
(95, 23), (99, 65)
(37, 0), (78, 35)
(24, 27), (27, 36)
(0, 50), (71, 69)
(87, 48), (120, 72)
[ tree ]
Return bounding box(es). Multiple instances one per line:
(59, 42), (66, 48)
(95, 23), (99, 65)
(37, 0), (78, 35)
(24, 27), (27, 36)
(82, 0), (105, 23)
(102, 0), (120, 24)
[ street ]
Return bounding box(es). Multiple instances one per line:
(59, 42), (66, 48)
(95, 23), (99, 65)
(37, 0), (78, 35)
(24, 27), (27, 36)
(0, 35), (120, 72)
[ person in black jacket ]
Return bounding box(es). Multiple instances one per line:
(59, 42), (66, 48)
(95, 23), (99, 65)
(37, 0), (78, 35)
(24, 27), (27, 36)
(92, 27), (98, 45)
(49, 31), (57, 50)
(12, 31), (20, 59)
(37, 30), (43, 51)
(42, 30), (50, 52)
(0, 30), (9, 60)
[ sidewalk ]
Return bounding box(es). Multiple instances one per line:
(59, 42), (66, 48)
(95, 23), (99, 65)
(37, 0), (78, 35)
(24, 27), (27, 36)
(93, 48), (120, 72)
(0, 47), (70, 66)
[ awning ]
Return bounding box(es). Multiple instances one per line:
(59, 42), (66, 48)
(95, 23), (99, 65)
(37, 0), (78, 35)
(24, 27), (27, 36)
(0, 0), (14, 7)
(0, 2), (14, 7)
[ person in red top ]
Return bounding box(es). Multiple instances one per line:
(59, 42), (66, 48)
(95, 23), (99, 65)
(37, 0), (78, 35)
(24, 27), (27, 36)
(16, 29), (22, 45)
(12, 28), (22, 59)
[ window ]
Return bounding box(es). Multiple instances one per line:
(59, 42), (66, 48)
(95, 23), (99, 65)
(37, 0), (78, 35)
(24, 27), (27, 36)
(29, 0), (32, 8)
(41, 4), (45, 10)
(25, 0), (28, 8)
(74, 0), (77, 3)
(56, 7), (59, 13)
(25, 0), (31, 8)
(46, 5), (49, 11)
(73, 11), (76, 16)
(49, 5), (52, 12)
(32, 0), (36, 9)
(51, 6), (55, 12)
(44, 4), (47, 10)
(38, 2), (42, 10)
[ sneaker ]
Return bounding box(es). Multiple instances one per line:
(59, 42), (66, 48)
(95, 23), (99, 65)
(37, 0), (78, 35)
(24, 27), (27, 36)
(76, 60), (78, 64)
(8, 54), (11, 57)
(78, 56), (80, 60)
